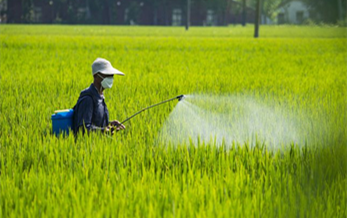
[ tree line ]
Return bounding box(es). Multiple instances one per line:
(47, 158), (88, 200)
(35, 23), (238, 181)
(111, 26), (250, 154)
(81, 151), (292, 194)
(0, 0), (345, 25)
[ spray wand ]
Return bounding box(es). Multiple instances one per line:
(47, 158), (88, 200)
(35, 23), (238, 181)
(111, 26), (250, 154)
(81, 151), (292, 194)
(112, 95), (185, 129)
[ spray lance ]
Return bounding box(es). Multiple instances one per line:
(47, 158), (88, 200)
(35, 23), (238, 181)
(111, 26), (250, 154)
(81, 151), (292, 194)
(111, 95), (185, 132)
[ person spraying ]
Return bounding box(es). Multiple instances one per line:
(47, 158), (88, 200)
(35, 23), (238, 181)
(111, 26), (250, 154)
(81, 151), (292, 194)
(72, 58), (125, 135)
(51, 58), (183, 137)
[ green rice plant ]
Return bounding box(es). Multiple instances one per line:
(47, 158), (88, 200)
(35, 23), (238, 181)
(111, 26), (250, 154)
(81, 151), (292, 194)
(0, 25), (346, 217)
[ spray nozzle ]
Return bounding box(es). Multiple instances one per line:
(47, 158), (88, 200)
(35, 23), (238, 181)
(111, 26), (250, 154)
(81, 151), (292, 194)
(177, 95), (185, 101)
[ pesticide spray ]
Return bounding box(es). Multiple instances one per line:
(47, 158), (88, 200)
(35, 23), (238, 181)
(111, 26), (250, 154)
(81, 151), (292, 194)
(157, 94), (313, 149)
(116, 93), (313, 149)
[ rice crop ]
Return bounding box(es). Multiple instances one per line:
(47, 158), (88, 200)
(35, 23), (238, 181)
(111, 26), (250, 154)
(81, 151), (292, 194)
(0, 25), (346, 217)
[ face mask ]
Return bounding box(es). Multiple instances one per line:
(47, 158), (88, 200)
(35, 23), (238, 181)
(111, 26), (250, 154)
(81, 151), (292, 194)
(98, 74), (114, 89)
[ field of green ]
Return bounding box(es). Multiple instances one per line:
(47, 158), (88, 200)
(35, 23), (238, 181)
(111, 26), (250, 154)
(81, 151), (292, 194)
(0, 25), (346, 217)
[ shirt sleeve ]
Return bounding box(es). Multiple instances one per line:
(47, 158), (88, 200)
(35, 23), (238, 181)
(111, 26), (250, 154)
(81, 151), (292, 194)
(76, 96), (106, 134)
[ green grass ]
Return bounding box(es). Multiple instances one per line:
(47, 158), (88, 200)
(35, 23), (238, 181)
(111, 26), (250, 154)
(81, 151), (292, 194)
(0, 25), (346, 217)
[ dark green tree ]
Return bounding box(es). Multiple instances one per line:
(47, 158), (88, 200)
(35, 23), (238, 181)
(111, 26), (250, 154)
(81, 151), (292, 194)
(302, 0), (346, 23)
(261, 0), (286, 24)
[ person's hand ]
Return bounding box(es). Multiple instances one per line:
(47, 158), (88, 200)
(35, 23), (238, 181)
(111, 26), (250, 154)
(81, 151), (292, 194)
(109, 120), (126, 132)
(105, 126), (113, 135)
(110, 120), (121, 126)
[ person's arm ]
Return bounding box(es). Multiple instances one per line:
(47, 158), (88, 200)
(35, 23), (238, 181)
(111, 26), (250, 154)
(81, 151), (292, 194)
(76, 97), (107, 134)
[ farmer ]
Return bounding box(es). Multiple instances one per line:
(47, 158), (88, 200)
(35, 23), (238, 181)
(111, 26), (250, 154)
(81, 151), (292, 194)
(73, 58), (125, 135)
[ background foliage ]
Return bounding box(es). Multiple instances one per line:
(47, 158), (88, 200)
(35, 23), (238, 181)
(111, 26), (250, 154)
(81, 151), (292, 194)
(2, 0), (346, 24)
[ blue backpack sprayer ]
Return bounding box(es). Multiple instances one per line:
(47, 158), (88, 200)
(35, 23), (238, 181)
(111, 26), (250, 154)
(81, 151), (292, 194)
(51, 95), (185, 136)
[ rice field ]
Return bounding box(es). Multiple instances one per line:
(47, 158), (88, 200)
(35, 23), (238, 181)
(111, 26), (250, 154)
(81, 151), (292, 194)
(0, 25), (346, 217)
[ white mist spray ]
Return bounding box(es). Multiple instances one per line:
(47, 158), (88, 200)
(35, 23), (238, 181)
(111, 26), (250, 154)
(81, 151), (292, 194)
(157, 94), (310, 149)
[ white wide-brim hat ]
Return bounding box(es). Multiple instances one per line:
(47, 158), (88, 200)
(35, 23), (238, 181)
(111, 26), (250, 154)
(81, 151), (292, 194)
(92, 58), (125, 76)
